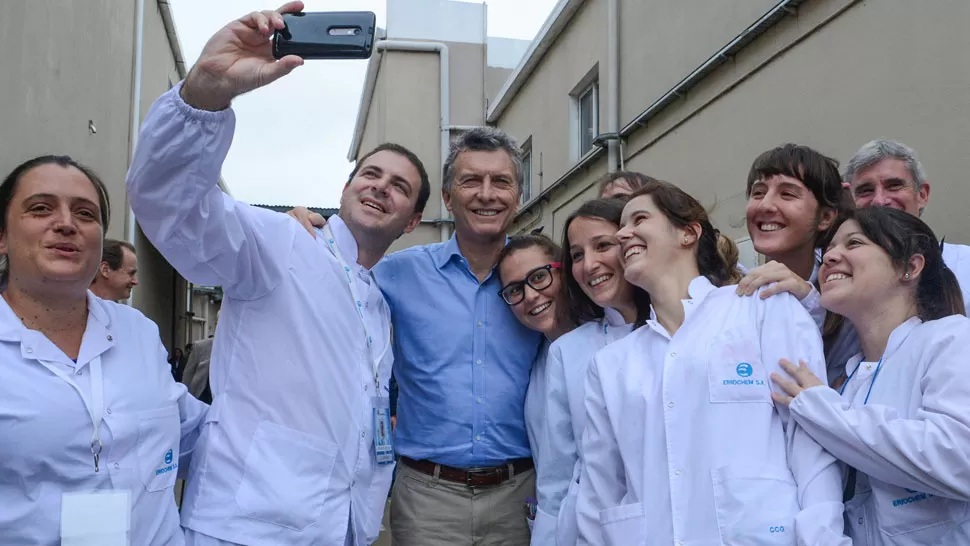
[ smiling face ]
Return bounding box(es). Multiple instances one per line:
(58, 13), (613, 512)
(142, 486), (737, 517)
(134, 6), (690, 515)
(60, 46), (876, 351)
(0, 163), (104, 295)
(850, 158), (929, 217)
(567, 216), (634, 310)
(819, 219), (902, 318)
(746, 174), (833, 259)
(444, 149), (520, 243)
(340, 149), (423, 242)
(617, 194), (695, 289)
(498, 246), (562, 337)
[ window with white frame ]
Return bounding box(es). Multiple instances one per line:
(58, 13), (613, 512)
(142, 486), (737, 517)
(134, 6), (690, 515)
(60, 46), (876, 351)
(570, 66), (600, 161)
(521, 141), (533, 204)
(578, 84), (598, 156)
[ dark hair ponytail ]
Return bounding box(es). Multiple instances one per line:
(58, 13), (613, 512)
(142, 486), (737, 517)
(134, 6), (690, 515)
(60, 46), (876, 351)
(627, 180), (739, 288)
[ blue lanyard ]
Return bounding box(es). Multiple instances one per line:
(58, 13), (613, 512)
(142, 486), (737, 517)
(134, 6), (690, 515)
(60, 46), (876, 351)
(839, 357), (884, 405)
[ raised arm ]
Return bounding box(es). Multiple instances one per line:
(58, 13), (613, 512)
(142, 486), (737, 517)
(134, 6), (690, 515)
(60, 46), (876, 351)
(126, 3), (306, 299)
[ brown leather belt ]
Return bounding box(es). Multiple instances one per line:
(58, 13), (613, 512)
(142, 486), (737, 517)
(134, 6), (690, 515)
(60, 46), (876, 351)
(400, 456), (534, 487)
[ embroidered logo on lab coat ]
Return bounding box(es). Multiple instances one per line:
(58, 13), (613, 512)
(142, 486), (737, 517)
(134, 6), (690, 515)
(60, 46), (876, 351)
(155, 449), (178, 476)
(736, 362), (753, 378)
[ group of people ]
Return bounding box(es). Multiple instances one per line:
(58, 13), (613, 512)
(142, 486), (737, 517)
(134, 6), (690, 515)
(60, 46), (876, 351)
(2, 2), (970, 545)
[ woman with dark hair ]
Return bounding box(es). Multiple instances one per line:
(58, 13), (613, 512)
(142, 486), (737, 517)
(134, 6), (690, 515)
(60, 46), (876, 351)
(577, 180), (848, 545)
(0, 155), (207, 545)
(527, 198), (650, 546)
(773, 206), (970, 544)
(734, 144), (856, 384)
(496, 233), (572, 536)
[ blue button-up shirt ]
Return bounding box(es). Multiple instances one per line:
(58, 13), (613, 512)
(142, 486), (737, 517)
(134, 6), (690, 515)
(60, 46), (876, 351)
(374, 235), (543, 467)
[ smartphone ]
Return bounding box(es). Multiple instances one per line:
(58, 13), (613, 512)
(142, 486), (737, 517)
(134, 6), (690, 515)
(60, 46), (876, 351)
(273, 12), (376, 60)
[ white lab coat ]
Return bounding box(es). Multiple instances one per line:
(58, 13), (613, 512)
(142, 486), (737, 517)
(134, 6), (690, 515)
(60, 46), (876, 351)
(790, 315), (970, 545)
(126, 84), (394, 546)
(823, 244), (970, 387)
(526, 339), (549, 536)
(532, 309), (633, 546)
(942, 242), (970, 308)
(577, 276), (848, 546)
(0, 292), (207, 546)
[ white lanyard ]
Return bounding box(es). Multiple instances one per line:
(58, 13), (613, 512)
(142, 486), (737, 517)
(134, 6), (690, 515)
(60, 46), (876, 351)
(322, 225), (388, 392)
(40, 356), (105, 472)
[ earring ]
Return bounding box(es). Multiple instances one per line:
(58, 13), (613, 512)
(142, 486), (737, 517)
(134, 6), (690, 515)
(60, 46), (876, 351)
(904, 273), (911, 279)
(684, 238), (689, 244)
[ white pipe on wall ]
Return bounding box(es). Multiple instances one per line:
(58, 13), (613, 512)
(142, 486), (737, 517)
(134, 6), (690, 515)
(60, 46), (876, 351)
(126, 0), (145, 306)
(606, 0), (620, 173)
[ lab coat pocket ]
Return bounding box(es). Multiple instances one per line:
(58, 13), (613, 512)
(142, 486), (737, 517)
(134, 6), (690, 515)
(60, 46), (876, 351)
(556, 478), (580, 546)
(136, 404), (181, 493)
(871, 483), (958, 538)
(708, 332), (770, 404)
(598, 503), (646, 546)
(235, 420), (340, 531)
(711, 465), (798, 544)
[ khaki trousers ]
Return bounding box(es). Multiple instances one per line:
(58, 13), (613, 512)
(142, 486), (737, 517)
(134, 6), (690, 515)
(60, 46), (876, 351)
(390, 460), (536, 546)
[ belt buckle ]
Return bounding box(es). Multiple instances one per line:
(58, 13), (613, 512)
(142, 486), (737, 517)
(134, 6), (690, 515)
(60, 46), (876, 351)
(465, 467), (501, 487)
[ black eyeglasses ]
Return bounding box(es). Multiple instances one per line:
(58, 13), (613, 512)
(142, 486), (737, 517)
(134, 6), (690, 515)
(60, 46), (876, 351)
(499, 263), (561, 305)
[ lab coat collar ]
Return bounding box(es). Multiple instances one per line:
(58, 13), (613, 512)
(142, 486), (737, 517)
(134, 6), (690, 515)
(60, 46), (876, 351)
(0, 291), (115, 369)
(326, 214), (363, 271)
(846, 315), (923, 368)
(603, 307), (631, 326)
(647, 275), (717, 330)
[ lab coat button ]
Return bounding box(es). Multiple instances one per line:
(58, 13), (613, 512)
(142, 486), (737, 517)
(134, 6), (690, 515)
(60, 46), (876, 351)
(668, 402), (674, 408)
(25, 347), (33, 354)
(114, 463), (120, 470)
(670, 352), (676, 357)
(858, 517), (864, 525)
(107, 335), (113, 341)
(75, 370), (82, 376)
(675, 470), (681, 476)
(477, 321), (483, 327)
(476, 359), (482, 365)
(106, 408), (112, 415)
(475, 435), (481, 441)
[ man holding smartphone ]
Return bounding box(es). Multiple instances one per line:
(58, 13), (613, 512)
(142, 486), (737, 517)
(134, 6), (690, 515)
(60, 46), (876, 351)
(126, 3), (430, 545)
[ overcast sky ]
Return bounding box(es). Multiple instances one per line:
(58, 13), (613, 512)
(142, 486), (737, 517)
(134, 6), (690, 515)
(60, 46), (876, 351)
(168, 0), (558, 207)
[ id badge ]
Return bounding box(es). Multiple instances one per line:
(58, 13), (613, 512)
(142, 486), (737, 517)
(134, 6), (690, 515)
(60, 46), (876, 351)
(61, 490), (131, 546)
(372, 396), (394, 465)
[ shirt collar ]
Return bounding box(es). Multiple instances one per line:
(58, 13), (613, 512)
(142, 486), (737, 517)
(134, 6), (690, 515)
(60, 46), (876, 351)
(431, 233), (463, 270)
(327, 214), (363, 271)
(430, 233), (511, 271)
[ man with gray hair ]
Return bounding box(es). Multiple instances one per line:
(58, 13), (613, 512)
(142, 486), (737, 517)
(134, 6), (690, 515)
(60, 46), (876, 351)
(374, 127), (541, 545)
(844, 138), (970, 305)
(287, 127), (543, 544)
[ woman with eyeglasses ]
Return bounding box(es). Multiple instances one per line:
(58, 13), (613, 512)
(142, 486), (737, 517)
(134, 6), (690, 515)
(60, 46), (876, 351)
(525, 198), (650, 546)
(496, 234), (573, 535)
(772, 207), (970, 544)
(577, 181), (848, 545)
(0, 155), (207, 545)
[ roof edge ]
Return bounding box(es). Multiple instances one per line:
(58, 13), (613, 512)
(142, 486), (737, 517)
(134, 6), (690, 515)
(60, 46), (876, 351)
(486, 0), (586, 123)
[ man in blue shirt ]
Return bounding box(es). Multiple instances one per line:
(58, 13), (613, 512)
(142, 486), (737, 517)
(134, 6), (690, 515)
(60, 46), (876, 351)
(377, 128), (541, 545)
(289, 127), (542, 544)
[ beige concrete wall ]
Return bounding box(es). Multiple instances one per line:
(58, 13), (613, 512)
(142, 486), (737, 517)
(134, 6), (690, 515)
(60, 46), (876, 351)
(0, 0), (137, 241)
(486, 66), (514, 109)
(503, 0), (970, 250)
(355, 40), (492, 251)
(495, 0), (607, 194)
(0, 0), (189, 350)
